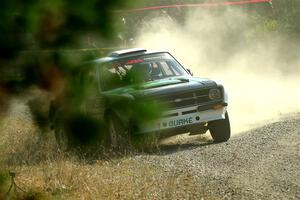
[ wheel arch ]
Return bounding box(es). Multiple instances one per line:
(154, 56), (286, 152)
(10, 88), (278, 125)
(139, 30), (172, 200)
(104, 108), (130, 128)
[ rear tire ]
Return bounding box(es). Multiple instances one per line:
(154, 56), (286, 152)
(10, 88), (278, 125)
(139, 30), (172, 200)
(209, 111), (231, 143)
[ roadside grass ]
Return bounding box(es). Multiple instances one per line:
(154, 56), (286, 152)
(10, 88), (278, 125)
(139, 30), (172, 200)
(4, 156), (211, 199)
(0, 99), (213, 199)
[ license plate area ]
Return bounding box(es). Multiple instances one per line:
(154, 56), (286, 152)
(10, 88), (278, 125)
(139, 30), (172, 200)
(161, 117), (194, 129)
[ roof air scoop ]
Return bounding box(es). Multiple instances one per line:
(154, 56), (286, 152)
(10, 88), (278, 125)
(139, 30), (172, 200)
(109, 48), (147, 57)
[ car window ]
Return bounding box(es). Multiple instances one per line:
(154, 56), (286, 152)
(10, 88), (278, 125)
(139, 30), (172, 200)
(99, 53), (188, 91)
(160, 61), (173, 76)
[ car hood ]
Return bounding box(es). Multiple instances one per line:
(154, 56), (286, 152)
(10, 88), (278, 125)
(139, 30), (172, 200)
(102, 76), (217, 98)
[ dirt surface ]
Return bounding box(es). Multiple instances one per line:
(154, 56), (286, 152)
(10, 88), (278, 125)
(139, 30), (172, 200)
(1, 99), (299, 199)
(134, 114), (300, 199)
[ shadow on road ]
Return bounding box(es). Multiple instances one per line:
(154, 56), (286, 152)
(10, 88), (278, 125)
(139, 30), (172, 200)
(153, 133), (216, 155)
(158, 142), (213, 155)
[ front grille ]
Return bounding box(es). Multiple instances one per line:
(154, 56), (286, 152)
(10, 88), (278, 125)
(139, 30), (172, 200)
(156, 88), (215, 109)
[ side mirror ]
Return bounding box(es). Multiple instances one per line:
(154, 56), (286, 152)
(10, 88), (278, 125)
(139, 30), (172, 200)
(186, 69), (193, 76)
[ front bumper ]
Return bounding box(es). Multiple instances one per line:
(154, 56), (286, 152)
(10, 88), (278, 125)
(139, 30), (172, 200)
(139, 102), (227, 134)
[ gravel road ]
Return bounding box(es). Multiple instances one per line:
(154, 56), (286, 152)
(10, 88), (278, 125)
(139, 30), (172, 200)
(133, 114), (300, 199)
(1, 99), (299, 199)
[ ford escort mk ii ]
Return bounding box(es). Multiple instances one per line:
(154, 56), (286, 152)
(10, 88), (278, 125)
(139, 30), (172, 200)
(95, 48), (230, 143)
(52, 48), (230, 148)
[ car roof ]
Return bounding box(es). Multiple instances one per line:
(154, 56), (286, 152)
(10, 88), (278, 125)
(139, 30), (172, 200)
(90, 48), (169, 64)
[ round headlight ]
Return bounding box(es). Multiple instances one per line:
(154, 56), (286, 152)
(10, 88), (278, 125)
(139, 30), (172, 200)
(208, 88), (221, 100)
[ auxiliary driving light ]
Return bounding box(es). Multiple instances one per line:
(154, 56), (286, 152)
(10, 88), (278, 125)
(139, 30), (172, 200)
(208, 88), (221, 100)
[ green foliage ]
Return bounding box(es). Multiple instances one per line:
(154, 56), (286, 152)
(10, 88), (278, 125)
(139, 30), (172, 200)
(0, 172), (8, 199)
(252, 0), (300, 37)
(272, 0), (300, 37)
(131, 97), (164, 123)
(0, 0), (136, 96)
(264, 19), (279, 32)
(0, 0), (136, 150)
(65, 113), (105, 147)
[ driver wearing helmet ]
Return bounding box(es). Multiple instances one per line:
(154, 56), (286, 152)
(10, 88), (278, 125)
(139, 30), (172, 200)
(149, 62), (162, 80)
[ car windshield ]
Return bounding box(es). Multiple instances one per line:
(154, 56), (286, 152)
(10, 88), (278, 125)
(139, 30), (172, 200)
(99, 53), (188, 91)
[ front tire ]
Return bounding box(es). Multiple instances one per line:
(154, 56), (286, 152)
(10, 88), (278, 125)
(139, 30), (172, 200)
(209, 111), (231, 143)
(107, 113), (131, 150)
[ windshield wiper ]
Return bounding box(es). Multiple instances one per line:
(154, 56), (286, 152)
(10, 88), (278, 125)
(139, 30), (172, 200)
(174, 77), (190, 82)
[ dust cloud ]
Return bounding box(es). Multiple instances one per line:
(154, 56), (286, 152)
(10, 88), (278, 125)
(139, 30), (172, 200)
(135, 8), (300, 134)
